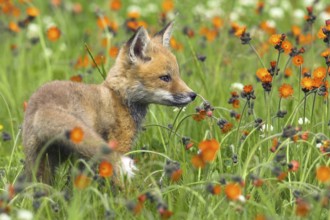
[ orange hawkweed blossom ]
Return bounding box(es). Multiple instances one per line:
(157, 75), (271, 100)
(256, 68), (272, 83)
(26, 7), (39, 17)
(75, 55), (89, 69)
(292, 55), (304, 66)
(110, 0), (121, 11)
(269, 34), (281, 45)
(198, 139), (220, 162)
(99, 161), (113, 177)
(278, 84), (293, 98)
(170, 38), (183, 51)
(70, 127), (84, 143)
(192, 109), (206, 122)
(281, 41), (292, 54)
(316, 166), (330, 183)
(47, 26), (61, 42)
(225, 183), (242, 200)
(162, 0), (174, 13)
(171, 169), (183, 182)
(312, 67), (326, 80)
(8, 21), (20, 33)
(74, 174), (91, 189)
(301, 77), (314, 91)
(109, 46), (119, 58)
(212, 16), (223, 29)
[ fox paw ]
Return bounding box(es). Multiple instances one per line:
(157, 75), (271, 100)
(119, 156), (138, 178)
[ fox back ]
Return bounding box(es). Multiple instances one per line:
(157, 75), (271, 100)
(22, 22), (196, 184)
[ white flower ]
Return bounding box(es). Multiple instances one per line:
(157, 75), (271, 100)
(127, 5), (141, 15)
(316, 143), (322, 148)
(0, 213), (11, 220)
(193, 4), (206, 16)
(119, 156), (138, 178)
(238, 0), (254, 6)
(293, 9), (305, 21)
(230, 82), (244, 92)
(269, 7), (284, 19)
(27, 23), (39, 40)
(17, 210), (33, 220)
(298, 117), (310, 125)
(145, 3), (158, 14)
(238, 195), (246, 203)
(260, 124), (274, 132)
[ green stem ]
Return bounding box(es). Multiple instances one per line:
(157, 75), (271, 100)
(310, 91), (317, 126)
(236, 100), (249, 147)
(248, 42), (266, 69)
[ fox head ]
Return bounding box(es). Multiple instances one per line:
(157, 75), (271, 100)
(106, 22), (196, 107)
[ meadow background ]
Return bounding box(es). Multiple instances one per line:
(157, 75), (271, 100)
(1, 0), (330, 219)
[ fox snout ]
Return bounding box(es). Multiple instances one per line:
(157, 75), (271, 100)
(171, 91), (197, 106)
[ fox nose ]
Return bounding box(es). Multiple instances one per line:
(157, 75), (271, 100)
(189, 92), (197, 101)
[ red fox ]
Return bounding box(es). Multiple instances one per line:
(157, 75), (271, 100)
(22, 22), (196, 184)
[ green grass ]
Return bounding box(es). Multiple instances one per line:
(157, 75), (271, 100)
(1, 0), (330, 219)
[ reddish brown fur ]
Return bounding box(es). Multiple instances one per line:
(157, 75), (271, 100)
(22, 23), (196, 184)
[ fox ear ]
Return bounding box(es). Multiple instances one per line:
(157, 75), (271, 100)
(126, 27), (150, 63)
(154, 21), (174, 48)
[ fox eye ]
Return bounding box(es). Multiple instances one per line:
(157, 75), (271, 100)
(159, 74), (171, 82)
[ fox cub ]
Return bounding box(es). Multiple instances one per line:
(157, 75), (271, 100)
(22, 22), (196, 184)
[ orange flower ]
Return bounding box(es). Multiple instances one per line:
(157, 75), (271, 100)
(221, 122), (233, 134)
(281, 41), (292, 54)
(47, 26), (61, 42)
(158, 208), (173, 219)
(259, 21), (276, 35)
(109, 46), (119, 58)
(8, 21), (20, 33)
(269, 34), (281, 45)
(199, 139), (220, 162)
(295, 200), (310, 217)
(292, 55), (304, 66)
(162, 0), (174, 13)
(170, 38), (183, 51)
(26, 7), (39, 17)
(110, 0), (121, 11)
(243, 85), (253, 93)
(284, 68), (292, 78)
(316, 166), (330, 183)
(74, 55), (89, 69)
(127, 11), (140, 19)
(301, 77), (314, 91)
(234, 26), (246, 37)
(291, 25), (301, 37)
(278, 84), (293, 98)
(225, 183), (242, 200)
(317, 27), (326, 39)
(70, 127), (84, 143)
(321, 48), (330, 58)
(212, 16), (223, 29)
(312, 67), (326, 80)
(277, 171), (287, 181)
(256, 68), (272, 83)
(74, 174), (91, 189)
(232, 99), (240, 108)
(212, 184), (222, 195)
(171, 169), (182, 182)
(99, 161), (113, 177)
(97, 16), (111, 30)
(192, 110), (206, 122)
(91, 54), (105, 67)
(70, 75), (83, 82)
(191, 154), (206, 168)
